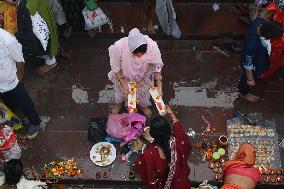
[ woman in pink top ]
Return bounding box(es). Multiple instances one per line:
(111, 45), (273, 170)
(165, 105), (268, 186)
(108, 28), (164, 117)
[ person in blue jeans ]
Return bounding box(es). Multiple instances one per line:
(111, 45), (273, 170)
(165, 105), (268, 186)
(239, 17), (284, 102)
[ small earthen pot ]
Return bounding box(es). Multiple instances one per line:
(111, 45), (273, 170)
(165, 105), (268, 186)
(96, 172), (102, 179)
(129, 171), (136, 180)
(277, 176), (283, 183)
(263, 176), (270, 183)
(213, 167), (219, 173)
(214, 174), (221, 180)
(271, 175), (277, 183)
(219, 135), (228, 147)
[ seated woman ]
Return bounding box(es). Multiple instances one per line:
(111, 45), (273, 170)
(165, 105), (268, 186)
(221, 143), (260, 189)
(108, 28), (164, 118)
(238, 18), (284, 102)
(135, 106), (192, 189)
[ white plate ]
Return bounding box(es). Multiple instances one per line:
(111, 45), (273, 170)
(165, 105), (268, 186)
(90, 142), (116, 166)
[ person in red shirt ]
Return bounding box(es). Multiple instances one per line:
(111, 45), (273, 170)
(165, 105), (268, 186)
(261, 0), (284, 78)
(135, 105), (192, 189)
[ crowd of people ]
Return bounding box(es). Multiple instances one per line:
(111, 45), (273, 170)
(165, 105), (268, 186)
(0, 0), (284, 188)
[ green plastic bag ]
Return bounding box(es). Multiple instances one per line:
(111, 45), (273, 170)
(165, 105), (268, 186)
(84, 0), (98, 11)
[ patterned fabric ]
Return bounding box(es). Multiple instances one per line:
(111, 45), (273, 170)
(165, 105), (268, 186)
(82, 7), (109, 30)
(30, 12), (50, 51)
(164, 136), (177, 189)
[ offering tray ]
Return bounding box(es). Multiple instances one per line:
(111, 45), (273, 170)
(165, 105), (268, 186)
(227, 113), (281, 168)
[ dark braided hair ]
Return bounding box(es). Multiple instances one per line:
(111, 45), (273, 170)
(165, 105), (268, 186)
(4, 159), (23, 185)
(149, 116), (171, 162)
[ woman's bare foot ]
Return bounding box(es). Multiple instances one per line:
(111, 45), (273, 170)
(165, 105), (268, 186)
(146, 21), (156, 34)
(36, 63), (57, 75)
(240, 93), (260, 102)
(111, 103), (124, 114)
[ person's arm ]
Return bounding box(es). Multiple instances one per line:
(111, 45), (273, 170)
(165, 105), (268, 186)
(16, 62), (25, 82)
(242, 27), (258, 86)
(154, 72), (163, 96)
(7, 39), (26, 81)
(109, 43), (129, 97)
(166, 105), (178, 125)
(114, 71), (128, 97)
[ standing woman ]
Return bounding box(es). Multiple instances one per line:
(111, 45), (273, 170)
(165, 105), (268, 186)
(135, 106), (192, 189)
(25, 0), (59, 74)
(108, 28), (164, 118)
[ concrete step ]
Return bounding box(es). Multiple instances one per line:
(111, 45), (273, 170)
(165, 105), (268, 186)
(65, 2), (249, 38)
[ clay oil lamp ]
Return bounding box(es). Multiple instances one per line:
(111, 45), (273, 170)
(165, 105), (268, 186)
(96, 171), (102, 179)
(213, 167), (219, 173)
(263, 167), (270, 175)
(258, 167), (264, 174)
(214, 174), (221, 180)
(202, 142), (208, 149)
(270, 169), (276, 175)
(277, 176), (283, 183)
(195, 141), (202, 149)
(219, 135), (228, 147)
(129, 171), (136, 180)
(215, 162), (221, 168)
(209, 161), (215, 169)
(271, 175), (277, 183)
(263, 176), (270, 183)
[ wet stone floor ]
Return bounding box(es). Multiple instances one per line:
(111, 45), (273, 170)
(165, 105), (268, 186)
(12, 37), (284, 188)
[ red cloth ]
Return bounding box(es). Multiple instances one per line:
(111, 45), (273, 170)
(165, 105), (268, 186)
(261, 2), (284, 79)
(135, 122), (192, 189)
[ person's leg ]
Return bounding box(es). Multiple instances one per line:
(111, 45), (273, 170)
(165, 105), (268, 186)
(7, 83), (41, 126)
(144, 0), (156, 33)
(5, 83), (50, 139)
(37, 56), (57, 75)
(238, 72), (259, 102)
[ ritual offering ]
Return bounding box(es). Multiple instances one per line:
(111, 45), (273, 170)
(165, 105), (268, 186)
(149, 87), (167, 116)
(127, 82), (138, 113)
(227, 116), (281, 168)
(218, 148), (225, 157)
(90, 142), (116, 166)
(43, 160), (81, 181)
(213, 152), (220, 161)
